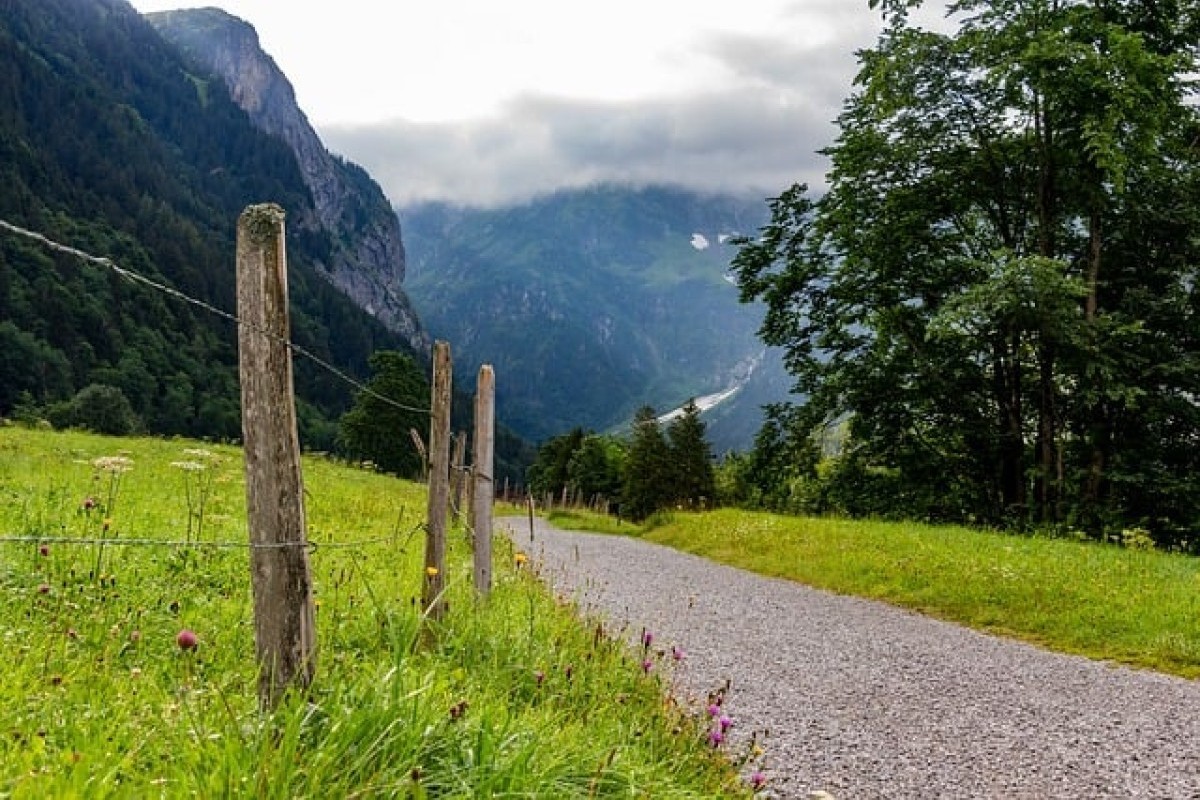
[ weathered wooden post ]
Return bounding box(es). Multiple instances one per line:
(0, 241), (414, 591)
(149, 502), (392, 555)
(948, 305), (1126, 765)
(472, 365), (495, 596)
(450, 432), (468, 520)
(422, 341), (452, 625)
(235, 203), (316, 708)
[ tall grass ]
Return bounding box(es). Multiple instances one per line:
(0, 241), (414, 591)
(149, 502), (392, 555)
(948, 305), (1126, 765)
(0, 427), (747, 798)
(556, 507), (1200, 679)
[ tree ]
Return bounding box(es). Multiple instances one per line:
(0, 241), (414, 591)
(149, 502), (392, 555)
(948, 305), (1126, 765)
(622, 406), (671, 521)
(666, 400), (715, 509)
(48, 383), (140, 435)
(567, 434), (626, 508)
(527, 428), (586, 499)
(337, 351), (429, 478)
(735, 0), (1200, 540)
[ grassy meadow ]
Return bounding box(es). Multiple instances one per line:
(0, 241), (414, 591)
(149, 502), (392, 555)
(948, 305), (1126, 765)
(0, 427), (750, 798)
(549, 507), (1200, 679)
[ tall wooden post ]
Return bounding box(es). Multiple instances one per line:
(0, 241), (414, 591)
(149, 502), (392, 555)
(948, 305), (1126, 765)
(422, 341), (452, 624)
(472, 365), (495, 596)
(236, 203), (316, 708)
(450, 432), (468, 520)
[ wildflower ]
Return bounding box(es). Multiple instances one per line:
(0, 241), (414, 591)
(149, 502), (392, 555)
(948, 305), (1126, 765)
(641, 630), (654, 650)
(92, 456), (133, 474)
(425, 566), (439, 577)
(82, 497), (97, 511)
(170, 461), (206, 472)
(176, 629), (198, 651)
(750, 771), (766, 791)
(707, 703), (721, 717)
(719, 715), (733, 732)
(641, 658), (654, 673)
(514, 552), (528, 567)
(671, 645), (685, 662)
(707, 730), (724, 748)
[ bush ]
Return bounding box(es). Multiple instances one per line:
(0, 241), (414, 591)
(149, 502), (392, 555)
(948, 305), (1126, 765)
(48, 383), (141, 435)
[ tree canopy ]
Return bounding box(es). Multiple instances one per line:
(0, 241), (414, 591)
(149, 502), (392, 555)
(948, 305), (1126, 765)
(735, 0), (1200, 543)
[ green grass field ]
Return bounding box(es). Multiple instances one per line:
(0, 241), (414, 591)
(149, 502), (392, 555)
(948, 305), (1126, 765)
(550, 507), (1200, 679)
(0, 427), (749, 798)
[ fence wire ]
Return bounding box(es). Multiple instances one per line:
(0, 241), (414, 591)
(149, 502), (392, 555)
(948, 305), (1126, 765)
(0, 521), (423, 553)
(0, 217), (431, 416)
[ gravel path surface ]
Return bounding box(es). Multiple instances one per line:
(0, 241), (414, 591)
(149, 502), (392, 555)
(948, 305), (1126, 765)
(499, 516), (1200, 800)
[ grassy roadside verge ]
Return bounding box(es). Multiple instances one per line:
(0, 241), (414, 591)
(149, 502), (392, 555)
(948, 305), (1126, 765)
(0, 427), (748, 798)
(545, 506), (1200, 680)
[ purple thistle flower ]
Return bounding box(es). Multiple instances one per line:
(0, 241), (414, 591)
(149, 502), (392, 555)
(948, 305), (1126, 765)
(707, 703), (721, 717)
(750, 771), (766, 790)
(720, 715), (733, 732)
(641, 629), (653, 649)
(707, 729), (724, 748)
(671, 645), (684, 661)
(641, 658), (654, 673)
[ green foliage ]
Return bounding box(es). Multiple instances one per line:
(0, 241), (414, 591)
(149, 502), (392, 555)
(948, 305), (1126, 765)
(622, 407), (672, 522)
(735, 0), (1200, 542)
(47, 383), (140, 436)
(566, 433), (626, 507)
(337, 351), (429, 478)
(666, 400), (716, 510)
(0, 427), (747, 797)
(526, 428), (586, 498)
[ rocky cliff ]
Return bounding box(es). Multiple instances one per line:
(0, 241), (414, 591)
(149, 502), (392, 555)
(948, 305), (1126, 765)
(147, 8), (428, 352)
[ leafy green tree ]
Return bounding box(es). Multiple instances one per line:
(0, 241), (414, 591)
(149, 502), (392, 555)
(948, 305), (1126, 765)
(567, 434), (626, 507)
(49, 383), (140, 436)
(622, 406), (671, 521)
(666, 400), (715, 510)
(527, 428), (586, 498)
(337, 351), (429, 478)
(736, 0), (1200, 539)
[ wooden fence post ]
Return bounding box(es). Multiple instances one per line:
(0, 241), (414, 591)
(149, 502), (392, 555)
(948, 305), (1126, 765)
(450, 432), (467, 521)
(422, 341), (452, 626)
(235, 203), (316, 708)
(472, 365), (495, 596)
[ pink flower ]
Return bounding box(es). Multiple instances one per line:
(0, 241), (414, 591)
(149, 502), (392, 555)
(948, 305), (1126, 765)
(176, 629), (198, 651)
(707, 730), (724, 747)
(750, 771), (766, 790)
(641, 658), (654, 673)
(720, 715), (733, 732)
(671, 645), (685, 661)
(707, 703), (721, 717)
(641, 630), (653, 649)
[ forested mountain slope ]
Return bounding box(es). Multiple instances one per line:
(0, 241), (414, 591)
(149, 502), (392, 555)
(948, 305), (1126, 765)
(0, 0), (418, 446)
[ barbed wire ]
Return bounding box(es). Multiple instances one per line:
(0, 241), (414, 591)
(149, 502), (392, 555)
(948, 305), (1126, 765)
(0, 217), (431, 416)
(0, 529), (415, 552)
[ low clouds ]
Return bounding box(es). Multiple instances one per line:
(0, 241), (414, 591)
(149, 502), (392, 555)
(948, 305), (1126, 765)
(320, 9), (882, 208)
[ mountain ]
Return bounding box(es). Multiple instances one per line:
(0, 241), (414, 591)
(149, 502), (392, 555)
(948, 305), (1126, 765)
(0, 0), (418, 446)
(400, 185), (793, 452)
(145, 7), (428, 353)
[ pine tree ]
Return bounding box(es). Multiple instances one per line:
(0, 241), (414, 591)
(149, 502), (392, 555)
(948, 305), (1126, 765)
(622, 406), (671, 521)
(667, 400), (715, 510)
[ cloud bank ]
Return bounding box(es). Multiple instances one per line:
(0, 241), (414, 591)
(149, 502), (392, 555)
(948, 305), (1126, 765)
(320, 13), (880, 208)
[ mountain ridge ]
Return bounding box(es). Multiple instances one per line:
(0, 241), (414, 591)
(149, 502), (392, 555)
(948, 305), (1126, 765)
(399, 183), (792, 451)
(146, 7), (429, 353)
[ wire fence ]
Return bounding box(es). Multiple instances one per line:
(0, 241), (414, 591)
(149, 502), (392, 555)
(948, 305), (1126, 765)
(0, 217), (431, 416)
(0, 524), (423, 553)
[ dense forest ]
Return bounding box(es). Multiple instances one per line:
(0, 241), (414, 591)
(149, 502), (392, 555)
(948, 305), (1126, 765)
(731, 0), (1200, 545)
(0, 0), (412, 448)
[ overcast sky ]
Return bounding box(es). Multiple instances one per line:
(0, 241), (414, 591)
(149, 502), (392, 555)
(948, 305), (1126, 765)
(128, 1), (951, 207)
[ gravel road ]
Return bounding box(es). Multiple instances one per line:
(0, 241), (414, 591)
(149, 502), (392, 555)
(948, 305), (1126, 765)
(499, 516), (1200, 800)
